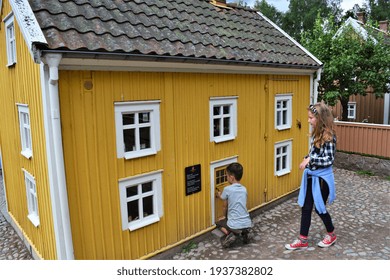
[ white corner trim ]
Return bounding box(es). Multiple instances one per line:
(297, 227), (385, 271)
(40, 54), (75, 260)
(9, 0), (47, 57)
(256, 11), (323, 66)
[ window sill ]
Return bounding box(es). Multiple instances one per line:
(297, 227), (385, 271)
(212, 136), (235, 143)
(21, 150), (33, 159)
(275, 170), (291, 177)
(6, 62), (16, 67)
(276, 125), (291, 131)
(124, 149), (157, 160)
(127, 215), (160, 231)
(28, 214), (40, 227)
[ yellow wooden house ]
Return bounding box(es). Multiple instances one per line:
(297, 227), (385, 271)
(0, 0), (322, 259)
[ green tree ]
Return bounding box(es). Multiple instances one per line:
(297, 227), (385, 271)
(253, 0), (284, 26)
(367, 0), (390, 21)
(231, 0), (250, 8)
(301, 15), (390, 120)
(282, 0), (342, 41)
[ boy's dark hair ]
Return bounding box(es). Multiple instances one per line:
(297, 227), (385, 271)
(226, 162), (243, 181)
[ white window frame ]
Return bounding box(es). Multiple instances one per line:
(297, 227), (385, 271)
(114, 101), (161, 160)
(23, 169), (40, 227)
(210, 97), (238, 143)
(347, 102), (356, 119)
(17, 104), (33, 159)
(119, 170), (163, 231)
(4, 12), (17, 66)
(274, 140), (292, 176)
(275, 94), (292, 130)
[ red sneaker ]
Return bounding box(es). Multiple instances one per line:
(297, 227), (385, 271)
(318, 233), (337, 248)
(285, 238), (308, 250)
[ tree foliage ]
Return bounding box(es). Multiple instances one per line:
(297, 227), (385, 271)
(281, 0), (342, 41)
(253, 0), (284, 26)
(301, 15), (390, 120)
(367, 0), (390, 22)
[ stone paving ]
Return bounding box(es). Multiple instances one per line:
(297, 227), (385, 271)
(0, 168), (389, 260)
(153, 168), (390, 260)
(0, 171), (33, 260)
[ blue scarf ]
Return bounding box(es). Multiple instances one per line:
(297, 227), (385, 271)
(297, 166), (336, 214)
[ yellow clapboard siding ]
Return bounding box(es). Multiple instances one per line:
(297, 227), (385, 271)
(60, 70), (311, 259)
(0, 1), (57, 259)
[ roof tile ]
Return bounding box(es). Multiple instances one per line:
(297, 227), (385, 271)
(29, 0), (321, 68)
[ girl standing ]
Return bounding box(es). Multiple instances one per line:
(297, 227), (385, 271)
(285, 102), (337, 250)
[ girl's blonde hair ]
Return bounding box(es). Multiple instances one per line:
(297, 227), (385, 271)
(309, 102), (336, 148)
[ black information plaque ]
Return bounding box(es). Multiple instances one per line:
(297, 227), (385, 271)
(185, 164), (201, 196)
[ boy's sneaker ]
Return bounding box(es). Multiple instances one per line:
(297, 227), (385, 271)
(222, 232), (236, 248)
(285, 238), (308, 250)
(241, 230), (250, 244)
(317, 233), (337, 248)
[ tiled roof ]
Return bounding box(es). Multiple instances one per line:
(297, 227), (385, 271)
(28, 0), (321, 69)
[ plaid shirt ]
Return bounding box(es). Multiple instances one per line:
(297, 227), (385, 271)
(306, 136), (336, 170)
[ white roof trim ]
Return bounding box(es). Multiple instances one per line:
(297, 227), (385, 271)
(256, 11), (323, 66)
(59, 57), (318, 75)
(9, 0), (47, 60)
(334, 17), (377, 43)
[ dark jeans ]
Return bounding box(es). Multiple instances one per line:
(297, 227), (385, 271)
(300, 177), (334, 237)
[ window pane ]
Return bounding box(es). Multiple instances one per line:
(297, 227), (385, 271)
(142, 182), (153, 193)
(123, 129), (135, 152)
(139, 127), (151, 149)
(282, 110), (287, 124)
(24, 128), (30, 146)
(143, 196), (154, 216)
(282, 146), (287, 153)
(223, 117), (230, 135)
(126, 185), (138, 197)
(32, 196), (37, 213)
(213, 118), (220, 137)
(127, 200), (139, 222)
(276, 111), (281, 126)
(216, 168), (227, 186)
(139, 113), (150, 124)
(282, 155), (287, 169)
(276, 157), (280, 171)
(223, 105), (230, 114)
(122, 113), (134, 125)
(213, 106), (220, 116)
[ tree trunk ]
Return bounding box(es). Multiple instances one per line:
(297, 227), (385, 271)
(340, 97), (349, 121)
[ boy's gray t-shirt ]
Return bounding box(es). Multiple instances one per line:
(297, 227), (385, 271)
(221, 183), (252, 229)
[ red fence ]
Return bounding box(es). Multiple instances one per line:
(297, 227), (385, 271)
(334, 121), (390, 158)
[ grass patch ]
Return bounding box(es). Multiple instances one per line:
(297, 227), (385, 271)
(356, 170), (374, 176)
(181, 241), (197, 253)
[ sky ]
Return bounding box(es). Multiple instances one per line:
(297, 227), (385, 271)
(243, 0), (366, 13)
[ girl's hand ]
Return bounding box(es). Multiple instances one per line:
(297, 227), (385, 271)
(299, 157), (310, 170)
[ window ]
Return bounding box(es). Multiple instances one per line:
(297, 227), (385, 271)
(4, 13), (17, 66)
(115, 101), (161, 159)
(274, 140), (292, 176)
(23, 169), (40, 227)
(119, 171), (163, 231)
(210, 97), (237, 143)
(215, 166), (228, 187)
(17, 104), (33, 159)
(275, 94), (292, 130)
(347, 102), (356, 120)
